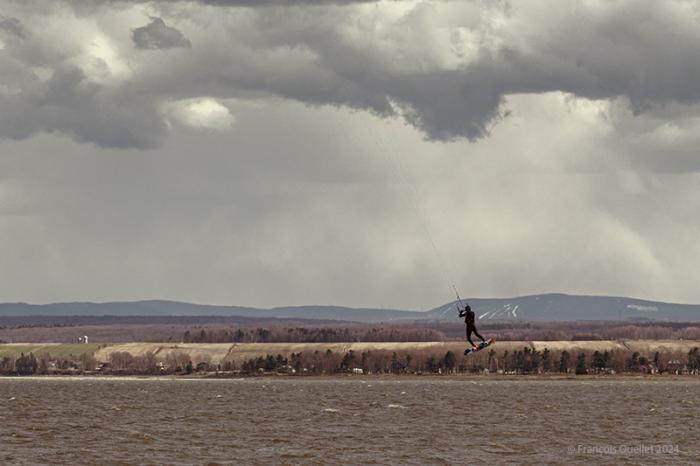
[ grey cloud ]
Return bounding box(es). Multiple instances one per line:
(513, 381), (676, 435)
(192, 2), (700, 142)
(390, 70), (506, 141)
(0, 65), (165, 148)
(305, 2), (700, 141)
(201, 0), (377, 4)
(0, 16), (26, 39)
(112, 0), (378, 4)
(132, 17), (191, 50)
(141, 2), (700, 144)
(4, 1), (700, 152)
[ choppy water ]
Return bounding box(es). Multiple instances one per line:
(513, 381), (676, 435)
(1, 377), (698, 465)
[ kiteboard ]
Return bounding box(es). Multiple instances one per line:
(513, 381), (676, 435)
(464, 337), (496, 356)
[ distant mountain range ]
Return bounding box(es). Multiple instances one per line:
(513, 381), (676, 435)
(0, 301), (417, 323)
(426, 294), (700, 322)
(1, 294), (699, 322)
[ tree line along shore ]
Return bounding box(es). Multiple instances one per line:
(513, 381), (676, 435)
(3, 320), (700, 344)
(1, 340), (699, 377)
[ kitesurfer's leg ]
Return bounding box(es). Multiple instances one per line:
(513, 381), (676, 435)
(466, 327), (476, 347)
(473, 329), (486, 343)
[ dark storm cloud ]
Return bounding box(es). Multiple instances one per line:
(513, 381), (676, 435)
(200, 0), (377, 4)
(3, 1), (700, 154)
(0, 16), (26, 39)
(112, 0), (378, 4)
(0, 64), (165, 148)
(132, 17), (191, 49)
(188, 1), (700, 143)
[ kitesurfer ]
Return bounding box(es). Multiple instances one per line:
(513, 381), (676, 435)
(459, 304), (486, 349)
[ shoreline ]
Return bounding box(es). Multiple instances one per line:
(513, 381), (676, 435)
(3, 340), (698, 378)
(1, 373), (698, 381)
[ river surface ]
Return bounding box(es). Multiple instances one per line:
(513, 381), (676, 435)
(0, 377), (698, 465)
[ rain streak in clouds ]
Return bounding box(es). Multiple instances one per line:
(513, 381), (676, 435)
(1, 0), (700, 308)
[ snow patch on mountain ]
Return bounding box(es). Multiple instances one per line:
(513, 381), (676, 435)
(626, 304), (658, 312)
(478, 303), (520, 320)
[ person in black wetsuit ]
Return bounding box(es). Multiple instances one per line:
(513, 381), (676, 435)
(459, 304), (486, 349)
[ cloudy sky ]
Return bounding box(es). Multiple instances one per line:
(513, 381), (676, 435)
(2, 0), (700, 309)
